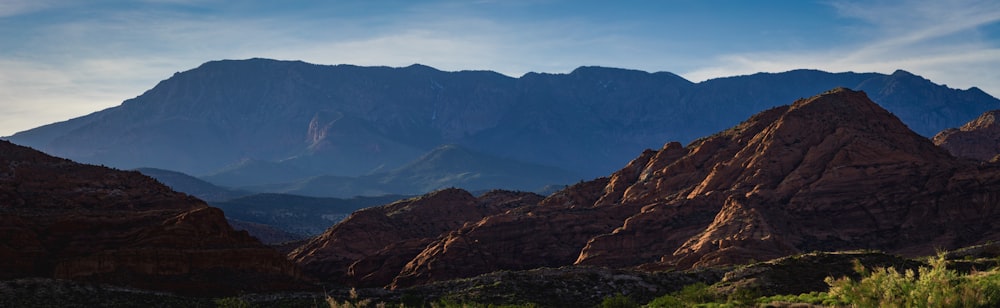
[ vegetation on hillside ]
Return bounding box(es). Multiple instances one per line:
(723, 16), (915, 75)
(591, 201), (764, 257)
(643, 254), (1000, 308)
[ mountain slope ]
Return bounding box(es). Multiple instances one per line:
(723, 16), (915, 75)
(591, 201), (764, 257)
(6, 59), (996, 190)
(0, 141), (305, 295)
(291, 88), (1000, 289)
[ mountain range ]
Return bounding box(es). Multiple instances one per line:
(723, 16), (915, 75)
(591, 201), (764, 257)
(5, 59), (997, 198)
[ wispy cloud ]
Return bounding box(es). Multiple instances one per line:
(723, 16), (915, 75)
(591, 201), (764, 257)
(682, 0), (1000, 97)
(0, 0), (59, 17)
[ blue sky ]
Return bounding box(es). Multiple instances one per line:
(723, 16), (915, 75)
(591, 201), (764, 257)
(1, 0), (999, 136)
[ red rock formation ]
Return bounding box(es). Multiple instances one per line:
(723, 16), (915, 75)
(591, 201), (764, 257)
(297, 88), (1000, 289)
(0, 140), (305, 296)
(288, 189), (542, 287)
(933, 110), (1000, 161)
(578, 88), (986, 270)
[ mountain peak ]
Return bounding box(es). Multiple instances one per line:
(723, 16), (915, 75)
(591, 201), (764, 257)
(783, 87), (914, 136)
(890, 69), (916, 77)
(790, 87), (868, 109)
(569, 66), (649, 75)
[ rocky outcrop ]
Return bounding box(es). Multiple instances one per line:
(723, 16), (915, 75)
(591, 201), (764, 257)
(0, 141), (305, 296)
(577, 88), (990, 270)
(389, 156), (649, 288)
(288, 189), (543, 287)
(933, 110), (1000, 161)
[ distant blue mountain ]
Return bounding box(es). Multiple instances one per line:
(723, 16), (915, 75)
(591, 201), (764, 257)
(6, 59), (997, 197)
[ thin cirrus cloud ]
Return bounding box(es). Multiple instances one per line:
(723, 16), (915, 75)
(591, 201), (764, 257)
(0, 0), (57, 17)
(682, 0), (1000, 95)
(0, 0), (998, 136)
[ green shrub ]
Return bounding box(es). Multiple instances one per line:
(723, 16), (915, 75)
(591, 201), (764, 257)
(757, 291), (843, 306)
(825, 255), (1000, 308)
(674, 282), (716, 303)
(645, 294), (684, 308)
(645, 282), (726, 307)
(597, 293), (638, 308)
(215, 297), (252, 308)
(326, 288), (373, 308)
(428, 301), (538, 308)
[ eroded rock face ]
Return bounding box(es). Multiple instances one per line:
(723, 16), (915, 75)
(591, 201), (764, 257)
(933, 110), (1000, 161)
(577, 88), (1000, 270)
(296, 88), (1000, 289)
(288, 188), (543, 287)
(0, 141), (304, 295)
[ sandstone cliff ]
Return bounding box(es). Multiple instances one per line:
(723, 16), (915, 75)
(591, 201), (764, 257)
(933, 110), (1000, 161)
(0, 141), (305, 295)
(577, 88), (974, 270)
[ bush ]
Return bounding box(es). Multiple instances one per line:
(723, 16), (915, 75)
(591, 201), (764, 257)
(326, 288), (373, 308)
(646, 282), (724, 307)
(215, 297), (253, 308)
(597, 293), (638, 308)
(645, 294), (683, 308)
(757, 291), (842, 306)
(825, 255), (1000, 307)
(674, 282), (716, 303)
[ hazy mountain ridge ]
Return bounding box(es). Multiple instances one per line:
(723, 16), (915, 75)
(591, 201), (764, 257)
(133, 167), (407, 239)
(254, 144), (581, 198)
(6, 59), (996, 197)
(133, 167), (249, 201)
